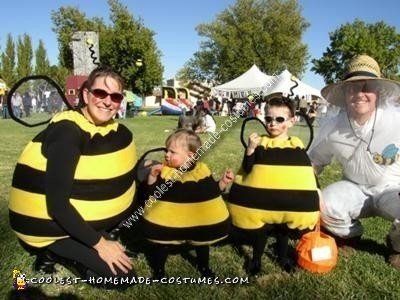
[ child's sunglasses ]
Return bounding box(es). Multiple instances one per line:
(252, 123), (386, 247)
(89, 88), (124, 103)
(265, 116), (288, 124)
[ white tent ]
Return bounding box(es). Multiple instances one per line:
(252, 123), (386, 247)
(212, 64), (274, 98)
(263, 69), (323, 101)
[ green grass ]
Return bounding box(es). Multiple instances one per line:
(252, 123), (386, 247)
(2, 116), (400, 299)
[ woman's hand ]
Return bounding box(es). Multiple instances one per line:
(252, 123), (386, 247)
(147, 164), (163, 185)
(93, 237), (132, 275)
(246, 133), (261, 155)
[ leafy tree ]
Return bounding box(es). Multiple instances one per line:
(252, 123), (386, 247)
(177, 0), (309, 84)
(48, 65), (70, 88)
(34, 40), (51, 75)
(312, 20), (400, 83)
(101, 0), (163, 95)
(1, 34), (17, 86)
(16, 34), (33, 79)
(51, 7), (105, 70)
(51, 0), (163, 96)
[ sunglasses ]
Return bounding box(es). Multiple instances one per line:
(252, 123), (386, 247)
(89, 88), (124, 103)
(344, 81), (377, 94)
(265, 116), (288, 124)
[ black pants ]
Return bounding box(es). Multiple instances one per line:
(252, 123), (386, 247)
(150, 243), (210, 272)
(48, 237), (135, 278)
(21, 235), (135, 279)
(230, 225), (270, 263)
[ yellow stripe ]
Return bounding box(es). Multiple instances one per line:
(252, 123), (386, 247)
(17, 140), (137, 179)
(161, 162), (210, 182)
(260, 135), (304, 148)
(9, 184), (135, 221)
(51, 110), (119, 137)
(14, 231), (68, 248)
(18, 141), (47, 171)
(228, 203), (319, 230)
(75, 141), (136, 179)
(237, 164), (317, 190)
(144, 197), (229, 227)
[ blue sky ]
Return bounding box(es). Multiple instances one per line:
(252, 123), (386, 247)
(1, 0), (399, 90)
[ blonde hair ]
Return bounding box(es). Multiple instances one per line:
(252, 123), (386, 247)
(166, 129), (202, 153)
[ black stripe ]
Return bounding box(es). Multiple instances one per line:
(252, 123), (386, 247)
(151, 176), (221, 203)
(142, 218), (230, 242)
(344, 71), (378, 80)
(9, 204), (135, 237)
(254, 147), (312, 166)
(12, 164), (135, 200)
(80, 125), (133, 155)
(33, 121), (133, 155)
(228, 183), (319, 212)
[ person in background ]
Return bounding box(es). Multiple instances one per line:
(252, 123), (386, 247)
(9, 66), (137, 287)
(308, 55), (400, 267)
(195, 107), (217, 133)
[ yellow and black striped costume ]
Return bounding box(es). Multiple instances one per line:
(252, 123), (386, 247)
(9, 110), (137, 248)
(228, 136), (319, 230)
(143, 162), (230, 245)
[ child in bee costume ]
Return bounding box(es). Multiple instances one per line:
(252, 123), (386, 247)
(142, 129), (233, 278)
(228, 97), (320, 275)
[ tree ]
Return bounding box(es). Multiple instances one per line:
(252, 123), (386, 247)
(51, 0), (163, 95)
(16, 34), (33, 79)
(312, 20), (400, 83)
(177, 0), (309, 84)
(1, 34), (17, 86)
(34, 40), (51, 75)
(100, 0), (163, 94)
(51, 6), (105, 70)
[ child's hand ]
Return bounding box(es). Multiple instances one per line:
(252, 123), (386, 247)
(222, 169), (234, 184)
(219, 169), (234, 191)
(147, 164), (163, 185)
(247, 133), (261, 155)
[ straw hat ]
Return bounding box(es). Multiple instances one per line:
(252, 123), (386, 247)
(321, 55), (400, 107)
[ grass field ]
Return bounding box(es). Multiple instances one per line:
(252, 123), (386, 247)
(2, 115), (400, 299)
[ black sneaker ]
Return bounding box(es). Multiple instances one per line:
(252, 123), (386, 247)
(278, 257), (296, 273)
(247, 258), (261, 276)
(198, 267), (216, 278)
(34, 250), (56, 274)
(152, 268), (166, 280)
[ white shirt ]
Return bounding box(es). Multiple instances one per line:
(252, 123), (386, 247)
(202, 114), (216, 133)
(308, 107), (400, 194)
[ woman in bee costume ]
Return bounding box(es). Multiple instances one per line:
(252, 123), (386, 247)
(228, 97), (320, 275)
(142, 129), (233, 278)
(9, 66), (137, 281)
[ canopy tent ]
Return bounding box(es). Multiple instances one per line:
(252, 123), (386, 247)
(263, 69), (323, 101)
(212, 64), (274, 98)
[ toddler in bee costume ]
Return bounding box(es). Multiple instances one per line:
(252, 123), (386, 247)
(142, 129), (233, 278)
(228, 97), (320, 274)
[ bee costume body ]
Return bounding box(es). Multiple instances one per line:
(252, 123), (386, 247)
(9, 110), (137, 248)
(143, 162), (230, 245)
(228, 135), (319, 230)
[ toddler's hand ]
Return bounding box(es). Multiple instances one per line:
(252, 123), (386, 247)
(219, 168), (234, 191)
(222, 169), (234, 184)
(148, 164), (163, 185)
